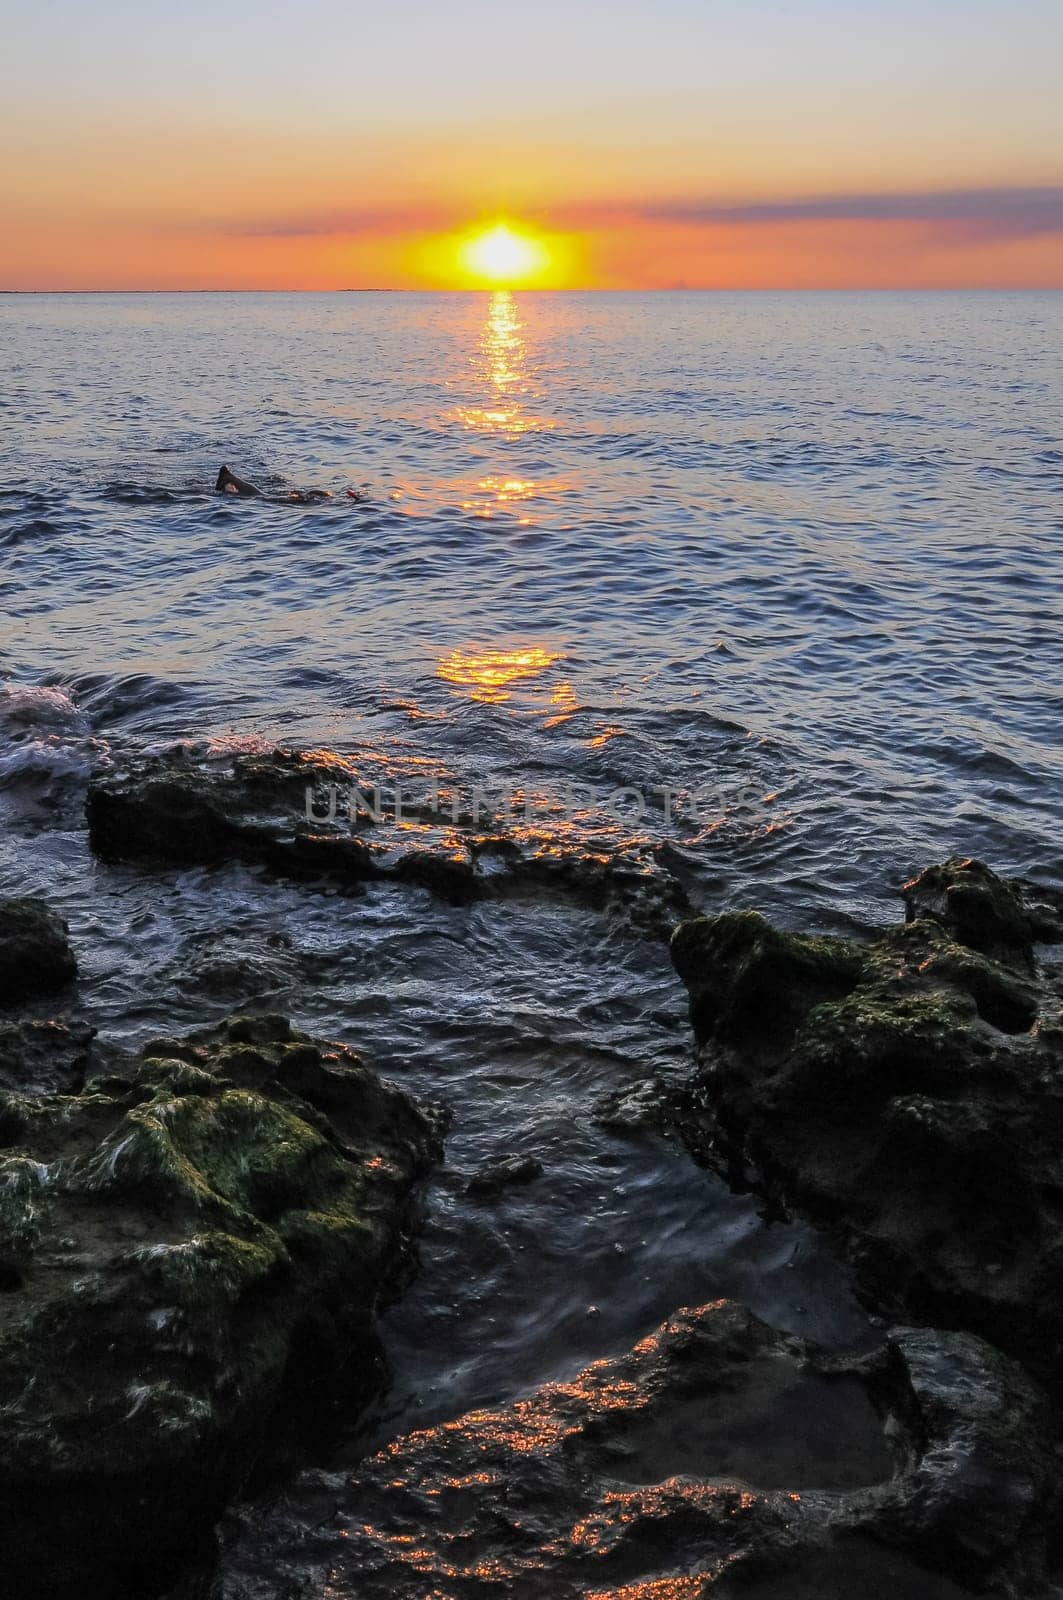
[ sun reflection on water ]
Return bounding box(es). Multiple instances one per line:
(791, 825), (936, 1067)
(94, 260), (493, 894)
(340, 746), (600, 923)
(437, 645), (564, 704)
(477, 476), (538, 502)
(457, 290), (554, 438)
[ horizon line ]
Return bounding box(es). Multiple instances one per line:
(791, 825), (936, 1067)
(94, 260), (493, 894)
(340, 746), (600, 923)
(3, 284), (1063, 295)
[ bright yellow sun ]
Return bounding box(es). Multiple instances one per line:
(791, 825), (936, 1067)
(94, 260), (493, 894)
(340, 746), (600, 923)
(408, 218), (582, 288)
(458, 223), (550, 286)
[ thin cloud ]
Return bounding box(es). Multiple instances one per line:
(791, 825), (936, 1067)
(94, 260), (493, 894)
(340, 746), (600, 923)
(630, 186), (1063, 239)
(192, 186), (1063, 245)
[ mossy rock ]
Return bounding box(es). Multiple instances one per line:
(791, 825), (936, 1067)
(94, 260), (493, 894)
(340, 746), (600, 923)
(0, 1017), (92, 1094)
(671, 860), (1063, 1372)
(670, 909), (863, 1043)
(902, 856), (1063, 962)
(0, 1013), (444, 1598)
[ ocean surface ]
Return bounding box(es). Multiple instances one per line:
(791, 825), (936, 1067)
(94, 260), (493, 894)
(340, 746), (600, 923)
(1, 289), (1061, 1546)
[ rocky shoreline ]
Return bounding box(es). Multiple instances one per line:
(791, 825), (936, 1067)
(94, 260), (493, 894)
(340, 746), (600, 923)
(671, 856), (1063, 1377)
(1, 749), (1061, 1597)
(0, 996), (444, 1597)
(86, 748), (689, 935)
(216, 1301), (1054, 1600)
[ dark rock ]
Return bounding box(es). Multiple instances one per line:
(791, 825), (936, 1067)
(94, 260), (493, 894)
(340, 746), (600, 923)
(216, 1300), (1054, 1599)
(86, 748), (377, 881)
(1011, 876), (1063, 945)
(465, 1152), (543, 1197)
(0, 1013), (445, 1599)
(901, 856), (1059, 965)
(670, 860), (1063, 1372)
(85, 749), (688, 932)
(671, 908), (863, 1043)
(0, 1017), (94, 1095)
(871, 1323), (1055, 1587)
(0, 896), (77, 1003)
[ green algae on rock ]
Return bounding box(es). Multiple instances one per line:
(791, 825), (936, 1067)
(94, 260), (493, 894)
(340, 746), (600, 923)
(215, 1299), (1055, 1599)
(670, 857), (1063, 1371)
(0, 896), (77, 1004)
(0, 1013), (444, 1599)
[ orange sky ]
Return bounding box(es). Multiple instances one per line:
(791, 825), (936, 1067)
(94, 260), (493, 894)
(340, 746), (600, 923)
(3, 0), (1061, 290)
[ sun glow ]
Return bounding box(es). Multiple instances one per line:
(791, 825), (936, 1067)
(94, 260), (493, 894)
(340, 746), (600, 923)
(458, 223), (549, 286)
(410, 219), (581, 288)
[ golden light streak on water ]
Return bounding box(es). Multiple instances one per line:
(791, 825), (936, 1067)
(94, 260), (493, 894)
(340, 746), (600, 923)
(437, 645), (564, 703)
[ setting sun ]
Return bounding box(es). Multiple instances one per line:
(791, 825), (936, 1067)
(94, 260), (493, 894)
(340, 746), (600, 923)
(458, 224), (550, 286)
(409, 220), (584, 288)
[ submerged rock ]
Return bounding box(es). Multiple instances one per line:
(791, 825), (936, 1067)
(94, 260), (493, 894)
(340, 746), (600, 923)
(670, 857), (1063, 1370)
(594, 1075), (676, 1134)
(0, 895), (77, 1003)
(85, 748), (687, 934)
(465, 1151), (543, 1197)
(165, 929), (307, 1002)
(0, 1013), (444, 1598)
(216, 1299), (1054, 1598)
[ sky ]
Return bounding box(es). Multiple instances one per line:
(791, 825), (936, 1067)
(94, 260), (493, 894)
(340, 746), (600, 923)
(2, 0), (1061, 289)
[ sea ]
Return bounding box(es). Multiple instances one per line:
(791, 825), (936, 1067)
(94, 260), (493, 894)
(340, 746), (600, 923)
(0, 288), (1060, 1482)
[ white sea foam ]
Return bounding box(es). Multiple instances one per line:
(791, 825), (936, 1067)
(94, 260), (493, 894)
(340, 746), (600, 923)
(0, 681), (106, 787)
(139, 733), (276, 762)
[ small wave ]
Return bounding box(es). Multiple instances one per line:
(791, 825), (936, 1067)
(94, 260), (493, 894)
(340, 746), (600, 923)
(66, 671), (195, 729)
(0, 736), (108, 787)
(0, 682), (106, 789)
(96, 483), (205, 506)
(0, 488), (54, 510)
(0, 683), (88, 734)
(0, 517), (62, 548)
(137, 732), (278, 761)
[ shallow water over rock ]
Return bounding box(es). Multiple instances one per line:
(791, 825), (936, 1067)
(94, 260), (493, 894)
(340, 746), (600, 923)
(215, 1302), (1053, 1600)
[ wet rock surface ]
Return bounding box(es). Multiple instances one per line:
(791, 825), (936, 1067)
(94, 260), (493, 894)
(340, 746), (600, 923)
(594, 1074), (681, 1135)
(86, 748), (688, 934)
(0, 894), (77, 1003)
(902, 857), (1063, 961)
(215, 1299), (1054, 1599)
(0, 1012), (444, 1599)
(0, 1016), (94, 1094)
(670, 857), (1063, 1371)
